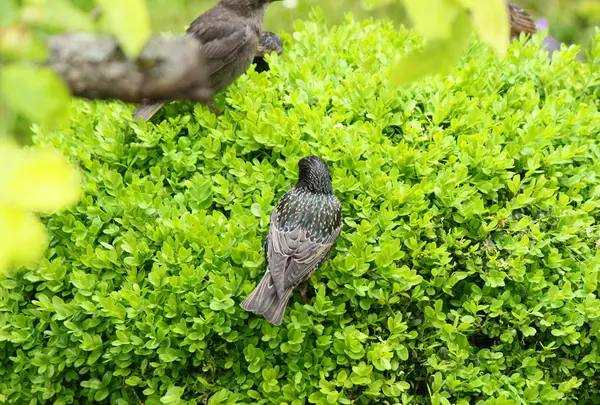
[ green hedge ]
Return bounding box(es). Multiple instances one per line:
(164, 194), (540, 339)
(2, 12), (600, 405)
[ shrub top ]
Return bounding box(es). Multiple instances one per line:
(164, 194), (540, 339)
(3, 11), (600, 405)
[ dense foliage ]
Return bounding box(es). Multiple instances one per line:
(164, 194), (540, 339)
(2, 12), (600, 405)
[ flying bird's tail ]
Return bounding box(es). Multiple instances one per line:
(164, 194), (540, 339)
(241, 271), (293, 326)
(132, 102), (166, 122)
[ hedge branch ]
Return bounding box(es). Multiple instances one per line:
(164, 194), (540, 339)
(47, 33), (213, 104)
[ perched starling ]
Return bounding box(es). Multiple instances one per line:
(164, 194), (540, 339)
(508, 1), (537, 38)
(132, 0), (282, 122)
(241, 156), (342, 325)
(253, 31), (283, 73)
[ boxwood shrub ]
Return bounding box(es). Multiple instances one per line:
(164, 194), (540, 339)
(2, 11), (600, 405)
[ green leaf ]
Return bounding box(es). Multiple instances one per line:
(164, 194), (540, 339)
(251, 203), (262, 217)
(24, 0), (96, 32)
(96, 0), (151, 58)
(0, 64), (70, 127)
(0, 0), (18, 28)
(470, 0), (509, 56)
(0, 28), (49, 62)
(160, 385), (184, 404)
(389, 9), (473, 85)
(401, 0), (458, 39)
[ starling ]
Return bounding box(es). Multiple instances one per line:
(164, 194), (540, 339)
(241, 156), (342, 325)
(253, 31), (283, 73)
(132, 0), (282, 122)
(508, 1), (537, 38)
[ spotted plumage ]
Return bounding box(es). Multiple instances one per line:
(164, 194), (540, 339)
(241, 156), (342, 325)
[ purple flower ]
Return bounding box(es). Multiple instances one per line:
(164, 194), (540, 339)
(535, 18), (562, 53)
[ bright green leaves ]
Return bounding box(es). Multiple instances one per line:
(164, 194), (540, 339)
(0, 65), (70, 128)
(95, 0), (151, 58)
(1, 12), (599, 405)
(393, 0), (512, 84)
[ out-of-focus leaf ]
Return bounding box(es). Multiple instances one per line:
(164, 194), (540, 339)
(21, 0), (96, 33)
(471, 0), (509, 56)
(401, 0), (458, 39)
(96, 0), (151, 58)
(0, 206), (48, 272)
(0, 64), (71, 127)
(0, 99), (16, 138)
(0, 147), (82, 212)
(0, 26), (49, 61)
(363, 0), (396, 10)
(389, 9), (473, 85)
(0, 0), (18, 28)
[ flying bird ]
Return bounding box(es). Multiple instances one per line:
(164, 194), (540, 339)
(241, 156), (343, 325)
(253, 31), (283, 73)
(132, 0), (282, 122)
(508, 1), (537, 38)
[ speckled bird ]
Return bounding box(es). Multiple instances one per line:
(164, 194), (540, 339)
(241, 156), (342, 325)
(508, 1), (537, 38)
(132, 0), (282, 122)
(253, 31), (283, 73)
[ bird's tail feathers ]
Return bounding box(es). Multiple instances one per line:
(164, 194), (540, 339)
(132, 102), (166, 122)
(241, 271), (293, 326)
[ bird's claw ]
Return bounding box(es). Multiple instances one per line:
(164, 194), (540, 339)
(299, 282), (310, 305)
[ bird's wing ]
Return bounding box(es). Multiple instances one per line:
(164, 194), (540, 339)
(267, 209), (341, 298)
(186, 15), (252, 77)
(508, 2), (537, 36)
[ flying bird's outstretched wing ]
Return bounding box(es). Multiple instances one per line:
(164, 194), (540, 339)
(508, 1), (537, 37)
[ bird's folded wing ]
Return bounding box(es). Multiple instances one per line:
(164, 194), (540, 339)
(268, 218), (341, 297)
(186, 19), (251, 76)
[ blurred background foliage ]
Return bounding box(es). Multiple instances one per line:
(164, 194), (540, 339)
(72, 0), (599, 49)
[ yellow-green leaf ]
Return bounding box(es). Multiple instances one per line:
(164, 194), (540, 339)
(0, 26), (49, 61)
(0, 64), (71, 127)
(401, 0), (458, 40)
(96, 0), (151, 58)
(389, 9), (473, 85)
(0, 0), (18, 28)
(0, 145), (82, 212)
(22, 0), (96, 33)
(0, 206), (48, 272)
(471, 0), (509, 56)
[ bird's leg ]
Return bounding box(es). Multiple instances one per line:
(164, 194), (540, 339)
(299, 281), (310, 305)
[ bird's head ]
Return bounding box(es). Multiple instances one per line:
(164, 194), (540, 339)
(256, 31), (283, 57)
(221, 0), (282, 12)
(296, 156), (334, 194)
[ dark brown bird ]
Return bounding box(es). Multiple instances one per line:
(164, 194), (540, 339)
(508, 1), (537, 38)
(132, 0), (281, 122)
(253, 31), (283, 73)
(241, 156), (342, 325)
